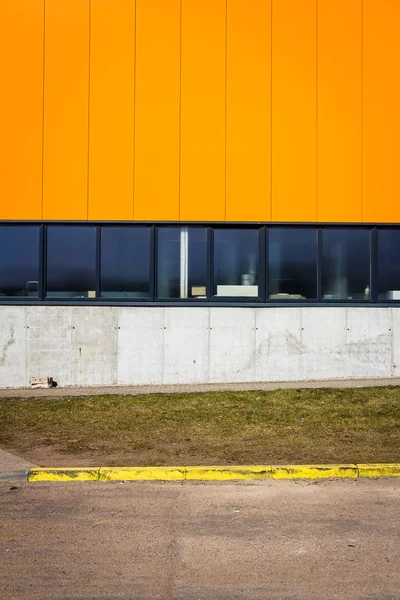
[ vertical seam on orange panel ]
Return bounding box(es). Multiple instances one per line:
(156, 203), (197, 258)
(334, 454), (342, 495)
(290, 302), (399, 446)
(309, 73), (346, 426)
(86, 0), (92, 221)
(132, 0), (137, 220)
(41, 0), (46, 219)
(179, 0), (182, 220)
(315, 0), (318, 222)
(224, 0), (228, 221)
(361, 0), (364, 222)
(270, 0), (273, 221)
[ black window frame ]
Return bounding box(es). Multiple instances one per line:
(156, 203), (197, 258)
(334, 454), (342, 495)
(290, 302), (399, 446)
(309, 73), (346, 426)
(155, 224), (209, 301)
(0, 220), (398, 307)
(375, 227), (400, 303)
(211, 225), (265, 303)
(99, 223), (153, 302)
(0, 223), (42, 300)
(320, 226), (372, 304)
(267, 225), (318, 302)
(45, 223), (98, 300)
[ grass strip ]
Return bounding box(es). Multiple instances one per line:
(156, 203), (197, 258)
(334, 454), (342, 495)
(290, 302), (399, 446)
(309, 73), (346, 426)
(1, 387), (400, 466)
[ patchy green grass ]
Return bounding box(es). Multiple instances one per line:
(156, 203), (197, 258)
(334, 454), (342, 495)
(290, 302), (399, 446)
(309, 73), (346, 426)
(1, 387), (400, 466)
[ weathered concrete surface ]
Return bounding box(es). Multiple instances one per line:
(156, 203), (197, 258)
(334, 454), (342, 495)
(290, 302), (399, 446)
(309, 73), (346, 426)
(0, 308), (26, 388)
(346, 308), (392, 378)
(301, 308), (347, 380)
(210, 308), (256, 383)
(0, 306), (399, 387)
(118, 307), (164, 385)
(163, 308), (209, 384)
(71, 307), (118, 386)
(1, 479), (399, 599)
(26, 306), (72, 386)
(255, 307), (302, 381)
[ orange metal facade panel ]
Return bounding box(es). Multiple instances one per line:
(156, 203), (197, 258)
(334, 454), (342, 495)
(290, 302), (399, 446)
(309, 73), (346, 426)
(1, 0), (44, 219)
(134, 0), (180, 221)
(3, 0), (400, 225)
(226, 0), (271, 222)
(271, 0), (317, 222)
(180, 0), (226, 221)
(317, 0), (362, 223)
(88, 0), (135, 220)
(363, 0), (400, 223)
(42, 0), (90, 220)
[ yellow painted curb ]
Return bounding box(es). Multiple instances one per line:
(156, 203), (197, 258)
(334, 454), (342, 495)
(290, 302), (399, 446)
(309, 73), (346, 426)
(186, 466), (272, 481)
(28, 468), (100, 482)
(26, 463), (400, 482)
(99, 467), (186, 481)
(358, 463), (400, 478)
(271, 464), (358, 479)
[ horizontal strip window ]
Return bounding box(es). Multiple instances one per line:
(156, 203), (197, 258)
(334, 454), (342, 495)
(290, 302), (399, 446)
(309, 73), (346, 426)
(0, 225), (40, 298)
(321, 228), (371, 301)
(0, 222), (399, 305)
(214, 228), (260, 299)
(157, 227), (207, 299)
(101, 226), (151, 299)
(46, 225), (97, 298)
(268, 228), (317, 300)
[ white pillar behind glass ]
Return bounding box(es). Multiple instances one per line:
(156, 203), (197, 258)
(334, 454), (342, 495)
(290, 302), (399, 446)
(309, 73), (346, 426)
(180, 227), (189, 298)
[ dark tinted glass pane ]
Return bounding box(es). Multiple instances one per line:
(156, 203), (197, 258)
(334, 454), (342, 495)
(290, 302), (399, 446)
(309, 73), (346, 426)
(378, 229), (400, 300)
(46, 226), (96, 298)
(157, 227), (207, 298)
(101, 227), (150, 298)
(268, 228), (317, 299)
(214, 229), (258, 297)
(0, 226), (40, 297)
(322, 229), (370, 301)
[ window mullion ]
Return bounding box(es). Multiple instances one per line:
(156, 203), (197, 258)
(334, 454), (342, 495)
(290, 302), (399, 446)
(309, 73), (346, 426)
(95, 226), (101, 299)
(317, 227), (322, 302)
(370, 227), (377, 303)
(207, 227), (213, 299)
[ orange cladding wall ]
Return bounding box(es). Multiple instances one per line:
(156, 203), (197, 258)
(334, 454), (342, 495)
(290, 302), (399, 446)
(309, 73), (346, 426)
(1, 0), (399, 223)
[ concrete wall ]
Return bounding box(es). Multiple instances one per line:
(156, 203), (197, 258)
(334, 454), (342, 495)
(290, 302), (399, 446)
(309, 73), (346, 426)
(0, 306), (398, 388)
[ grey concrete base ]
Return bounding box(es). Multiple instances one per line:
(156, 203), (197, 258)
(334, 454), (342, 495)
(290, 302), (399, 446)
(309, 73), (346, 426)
(0, 470), (28, 482)
(0, 448), (38, 475)
(0, 306), (399, 388)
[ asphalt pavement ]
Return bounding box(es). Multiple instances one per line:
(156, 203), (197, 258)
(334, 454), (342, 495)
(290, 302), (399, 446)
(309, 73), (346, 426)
(1, 479), (399, 600)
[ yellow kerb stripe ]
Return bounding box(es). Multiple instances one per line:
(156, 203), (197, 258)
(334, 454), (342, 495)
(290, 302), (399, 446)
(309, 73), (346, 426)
(28, 468), (100, 482)
(27, 464), (400, 482)
(99, 467), (185, 481)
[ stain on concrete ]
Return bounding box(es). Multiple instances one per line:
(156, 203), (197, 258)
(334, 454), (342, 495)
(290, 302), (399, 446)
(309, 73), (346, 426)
(262, 331), (304, 356)
(0, 321), (15, 367)
(347, 333), (391, 372)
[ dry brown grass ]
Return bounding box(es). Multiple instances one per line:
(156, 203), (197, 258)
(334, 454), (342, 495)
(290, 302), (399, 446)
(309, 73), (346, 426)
(1, 387), (400, 466)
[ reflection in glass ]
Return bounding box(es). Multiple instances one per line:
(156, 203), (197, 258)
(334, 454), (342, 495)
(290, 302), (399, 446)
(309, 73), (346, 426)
(101, 227), (150, 298)
(378, 230), (400, 300)
(269, 228), (317, 299)
(214, 229), (258, 297)
(157, 227), (207, 298)
(46, 226), (96, 298)
(322, 229), (370, 301)
(0, 226), (40, 297)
